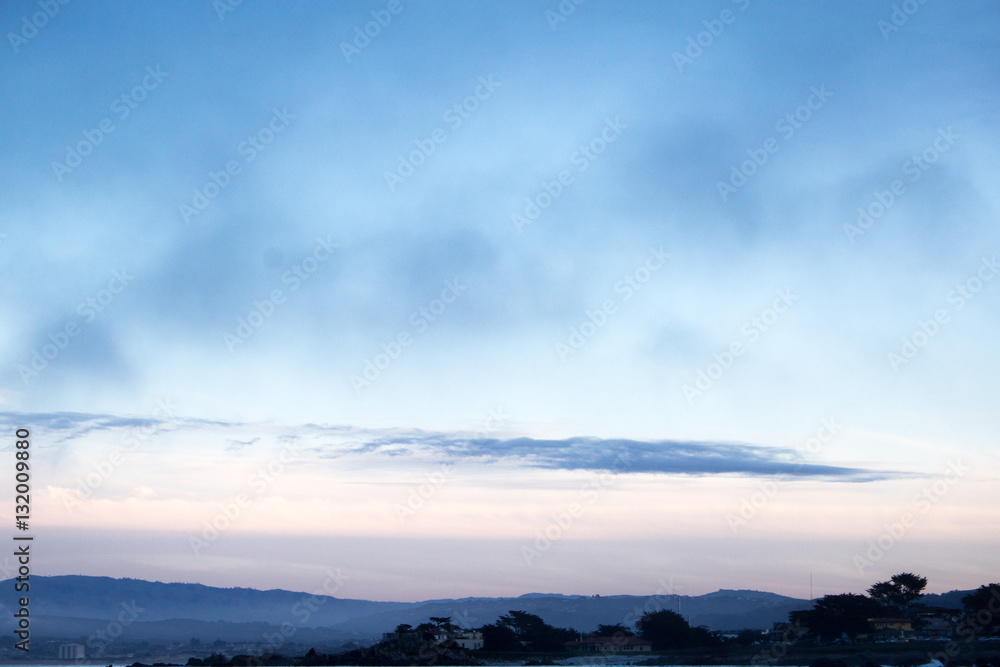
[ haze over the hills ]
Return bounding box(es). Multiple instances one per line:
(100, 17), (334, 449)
(0, 575), (974, 646)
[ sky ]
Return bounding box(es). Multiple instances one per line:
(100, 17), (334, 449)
(1, 0), (999, 604)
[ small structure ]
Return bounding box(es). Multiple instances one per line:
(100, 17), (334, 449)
(869, 618), (913, 632)
(869, 617), (913, 641)
(387, 628), (484, 650)
(450, 630), (484, 650)
(58, 644), (86, 660)
(565, 636), (653, 652)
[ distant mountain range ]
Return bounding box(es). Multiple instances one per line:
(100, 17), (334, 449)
(0, 576), (973, 648)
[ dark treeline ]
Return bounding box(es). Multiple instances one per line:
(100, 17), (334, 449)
(790, 573), (1000, 643)
(170, 574), (1000, 667)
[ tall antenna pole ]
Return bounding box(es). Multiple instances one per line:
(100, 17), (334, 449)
(810, 572), (813, 602)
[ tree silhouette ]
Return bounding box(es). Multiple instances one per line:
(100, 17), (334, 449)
(961, 583), (1000, 635)
(429, 616), (458, 632)
(480, 610), (577, 652)
(867, 573), (927, 613)
(789, 593), (881, 642)
(595, 623), (634, 637)
(636, 609), (718, 649)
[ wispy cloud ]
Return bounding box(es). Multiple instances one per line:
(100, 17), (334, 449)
(1, 410), (897, 480)
(341, 433), (901, 481)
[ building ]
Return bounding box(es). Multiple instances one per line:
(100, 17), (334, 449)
(869, 617), (913, 641)
(869, 618), (913, 632)
(565, 636), (653, 653)
(915, 609), (959, 639)
(428, 629), (483, 650)
(386, 628), (484, 650)
(58, 644), (86, 660)
(450, 631), (484, 650)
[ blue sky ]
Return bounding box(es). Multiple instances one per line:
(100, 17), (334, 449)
(1, 0), (999, 601)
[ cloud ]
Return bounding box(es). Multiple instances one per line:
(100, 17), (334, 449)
(1, 411), (898, 481)
(341, 432), (901, 481)
(0, 410), (228, 447)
